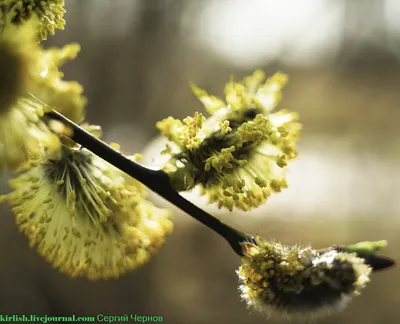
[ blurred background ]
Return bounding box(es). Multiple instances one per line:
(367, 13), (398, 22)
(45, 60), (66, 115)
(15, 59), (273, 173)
(1, 0), (400, 323)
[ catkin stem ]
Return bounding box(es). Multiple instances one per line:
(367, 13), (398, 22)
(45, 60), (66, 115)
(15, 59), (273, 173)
(45, 110), (254, 256)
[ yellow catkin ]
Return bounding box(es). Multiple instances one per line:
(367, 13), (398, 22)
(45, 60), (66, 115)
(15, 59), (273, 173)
(2, 146), (173, 279)
(237, 236), (372, 318)
(1, 0), (66, 42)
(157, 71), (302, 211)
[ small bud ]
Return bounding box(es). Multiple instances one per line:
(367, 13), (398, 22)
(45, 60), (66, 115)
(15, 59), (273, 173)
(343, 240), (387, 255)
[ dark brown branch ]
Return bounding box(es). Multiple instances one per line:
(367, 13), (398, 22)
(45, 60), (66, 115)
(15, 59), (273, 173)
(45, 110), (255, 256)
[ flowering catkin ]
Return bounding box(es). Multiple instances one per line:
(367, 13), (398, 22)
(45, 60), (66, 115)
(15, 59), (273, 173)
(237, 236), (372, 318)
(0, 18), (86, 170)
(157, 71), (301, 211)
(1, 146), (173, 279)
(0, 0), (66, 42)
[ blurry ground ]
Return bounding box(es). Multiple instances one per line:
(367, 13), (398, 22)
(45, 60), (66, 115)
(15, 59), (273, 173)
(0, 1), (399, 323)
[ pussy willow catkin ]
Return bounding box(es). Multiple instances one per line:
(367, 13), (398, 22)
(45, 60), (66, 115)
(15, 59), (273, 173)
(0, 0), (66, 41)
(237, 236), (372, 318)
(157, 71), (301, 211)
(0, 18), (86, 170)
(1, 146), (173, 279)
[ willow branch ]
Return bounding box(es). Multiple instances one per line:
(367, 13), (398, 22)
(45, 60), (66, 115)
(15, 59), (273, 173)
(45, 110), (255, 256)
